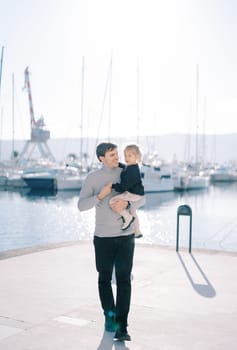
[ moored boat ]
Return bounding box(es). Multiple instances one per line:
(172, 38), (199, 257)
(210, 165), (237, 182)
(21, 165), (84, 191)
(174, 173), (209, 190)
(141, 164), (175, 193)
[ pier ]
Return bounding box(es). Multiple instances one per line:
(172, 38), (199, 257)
(0, 242), (236, 349)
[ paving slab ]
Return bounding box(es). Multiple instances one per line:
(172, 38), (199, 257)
(0, 241), (236, 349)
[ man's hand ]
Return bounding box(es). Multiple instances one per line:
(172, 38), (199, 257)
(110, 198), (128, 213)
(97, 182), (112, 200)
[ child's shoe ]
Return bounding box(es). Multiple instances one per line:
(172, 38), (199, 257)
(135, 232), (143, 238)
(121, 215), (135, 231)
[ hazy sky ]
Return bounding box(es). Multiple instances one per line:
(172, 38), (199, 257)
(1, 0), (237, 140)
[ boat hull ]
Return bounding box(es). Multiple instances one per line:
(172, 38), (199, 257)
(141, 164), (175, 193)
(143, 178), (174, 193)
(174, 175), (209, 190)
(22, 170), (83, 191)
(22, 176), (57, 190)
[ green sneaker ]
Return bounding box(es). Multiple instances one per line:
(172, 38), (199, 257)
(105, 312), (117, 332)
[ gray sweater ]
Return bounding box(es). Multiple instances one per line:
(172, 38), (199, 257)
(77, 164), (135, 237)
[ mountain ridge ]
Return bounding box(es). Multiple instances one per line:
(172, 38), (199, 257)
(0, 133), (236, 164)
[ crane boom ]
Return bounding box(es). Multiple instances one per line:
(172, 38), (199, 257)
(24, 66), (36, 127)
(16, 66), (55, 164)
(24, 66), (50, 142)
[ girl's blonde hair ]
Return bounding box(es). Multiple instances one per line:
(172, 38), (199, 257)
(124, 144), (142, 162)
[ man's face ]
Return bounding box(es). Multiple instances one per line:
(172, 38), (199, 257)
(100, 148), (119, 168)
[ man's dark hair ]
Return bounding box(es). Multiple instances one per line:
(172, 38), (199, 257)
(96, 142), (117, 161)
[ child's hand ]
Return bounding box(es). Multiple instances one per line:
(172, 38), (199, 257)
(110, 198), (128, 213)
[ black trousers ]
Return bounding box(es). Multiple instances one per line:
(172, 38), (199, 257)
(93, 234), (135, 327)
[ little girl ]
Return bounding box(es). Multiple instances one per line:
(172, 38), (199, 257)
(109, 144), (145, 238)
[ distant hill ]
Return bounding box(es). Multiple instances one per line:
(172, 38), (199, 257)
(0, 133), (237, 164)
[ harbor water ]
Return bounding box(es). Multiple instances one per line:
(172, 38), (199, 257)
(1, 182), (237, 253)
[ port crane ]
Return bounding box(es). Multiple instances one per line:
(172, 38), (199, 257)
(18, 67), (55, 163)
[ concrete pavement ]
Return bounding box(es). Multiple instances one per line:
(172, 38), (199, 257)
(0, 241), (237, 349)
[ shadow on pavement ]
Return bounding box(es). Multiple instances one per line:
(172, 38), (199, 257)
(177, 252), (216, 298)
(97, 330), (130, 350)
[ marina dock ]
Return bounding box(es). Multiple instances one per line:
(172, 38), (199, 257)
(0, 241), (236, 349)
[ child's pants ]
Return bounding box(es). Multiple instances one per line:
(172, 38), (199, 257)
(109, 191), (144, 232)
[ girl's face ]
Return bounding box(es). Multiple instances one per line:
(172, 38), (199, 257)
(124, 150), (138, 165)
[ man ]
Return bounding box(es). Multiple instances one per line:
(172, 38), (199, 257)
(78, 142), (144, 341)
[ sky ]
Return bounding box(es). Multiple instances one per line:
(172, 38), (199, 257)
(1, 0), (237, 141)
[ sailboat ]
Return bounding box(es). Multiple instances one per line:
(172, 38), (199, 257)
(174, 65), (209, 190)
(135, 62), (175, 193)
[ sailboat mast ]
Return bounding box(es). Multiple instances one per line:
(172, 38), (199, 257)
(0, 46), (4, 99)
(195, 64), (199, 167)
(108, 55), (112, 141)
(0, 47), (4, 161)
(80, 56), (85, 160)
(136, 61), (140, 145)
(0, 108), (3, 160)
(202, 96), (207, 167)
(94, 57), (113, 148)
(12, 73), (15, 158)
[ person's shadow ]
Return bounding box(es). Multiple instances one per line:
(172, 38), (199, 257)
(97, 330), (130, 350)
(177, 252), (216, 298)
